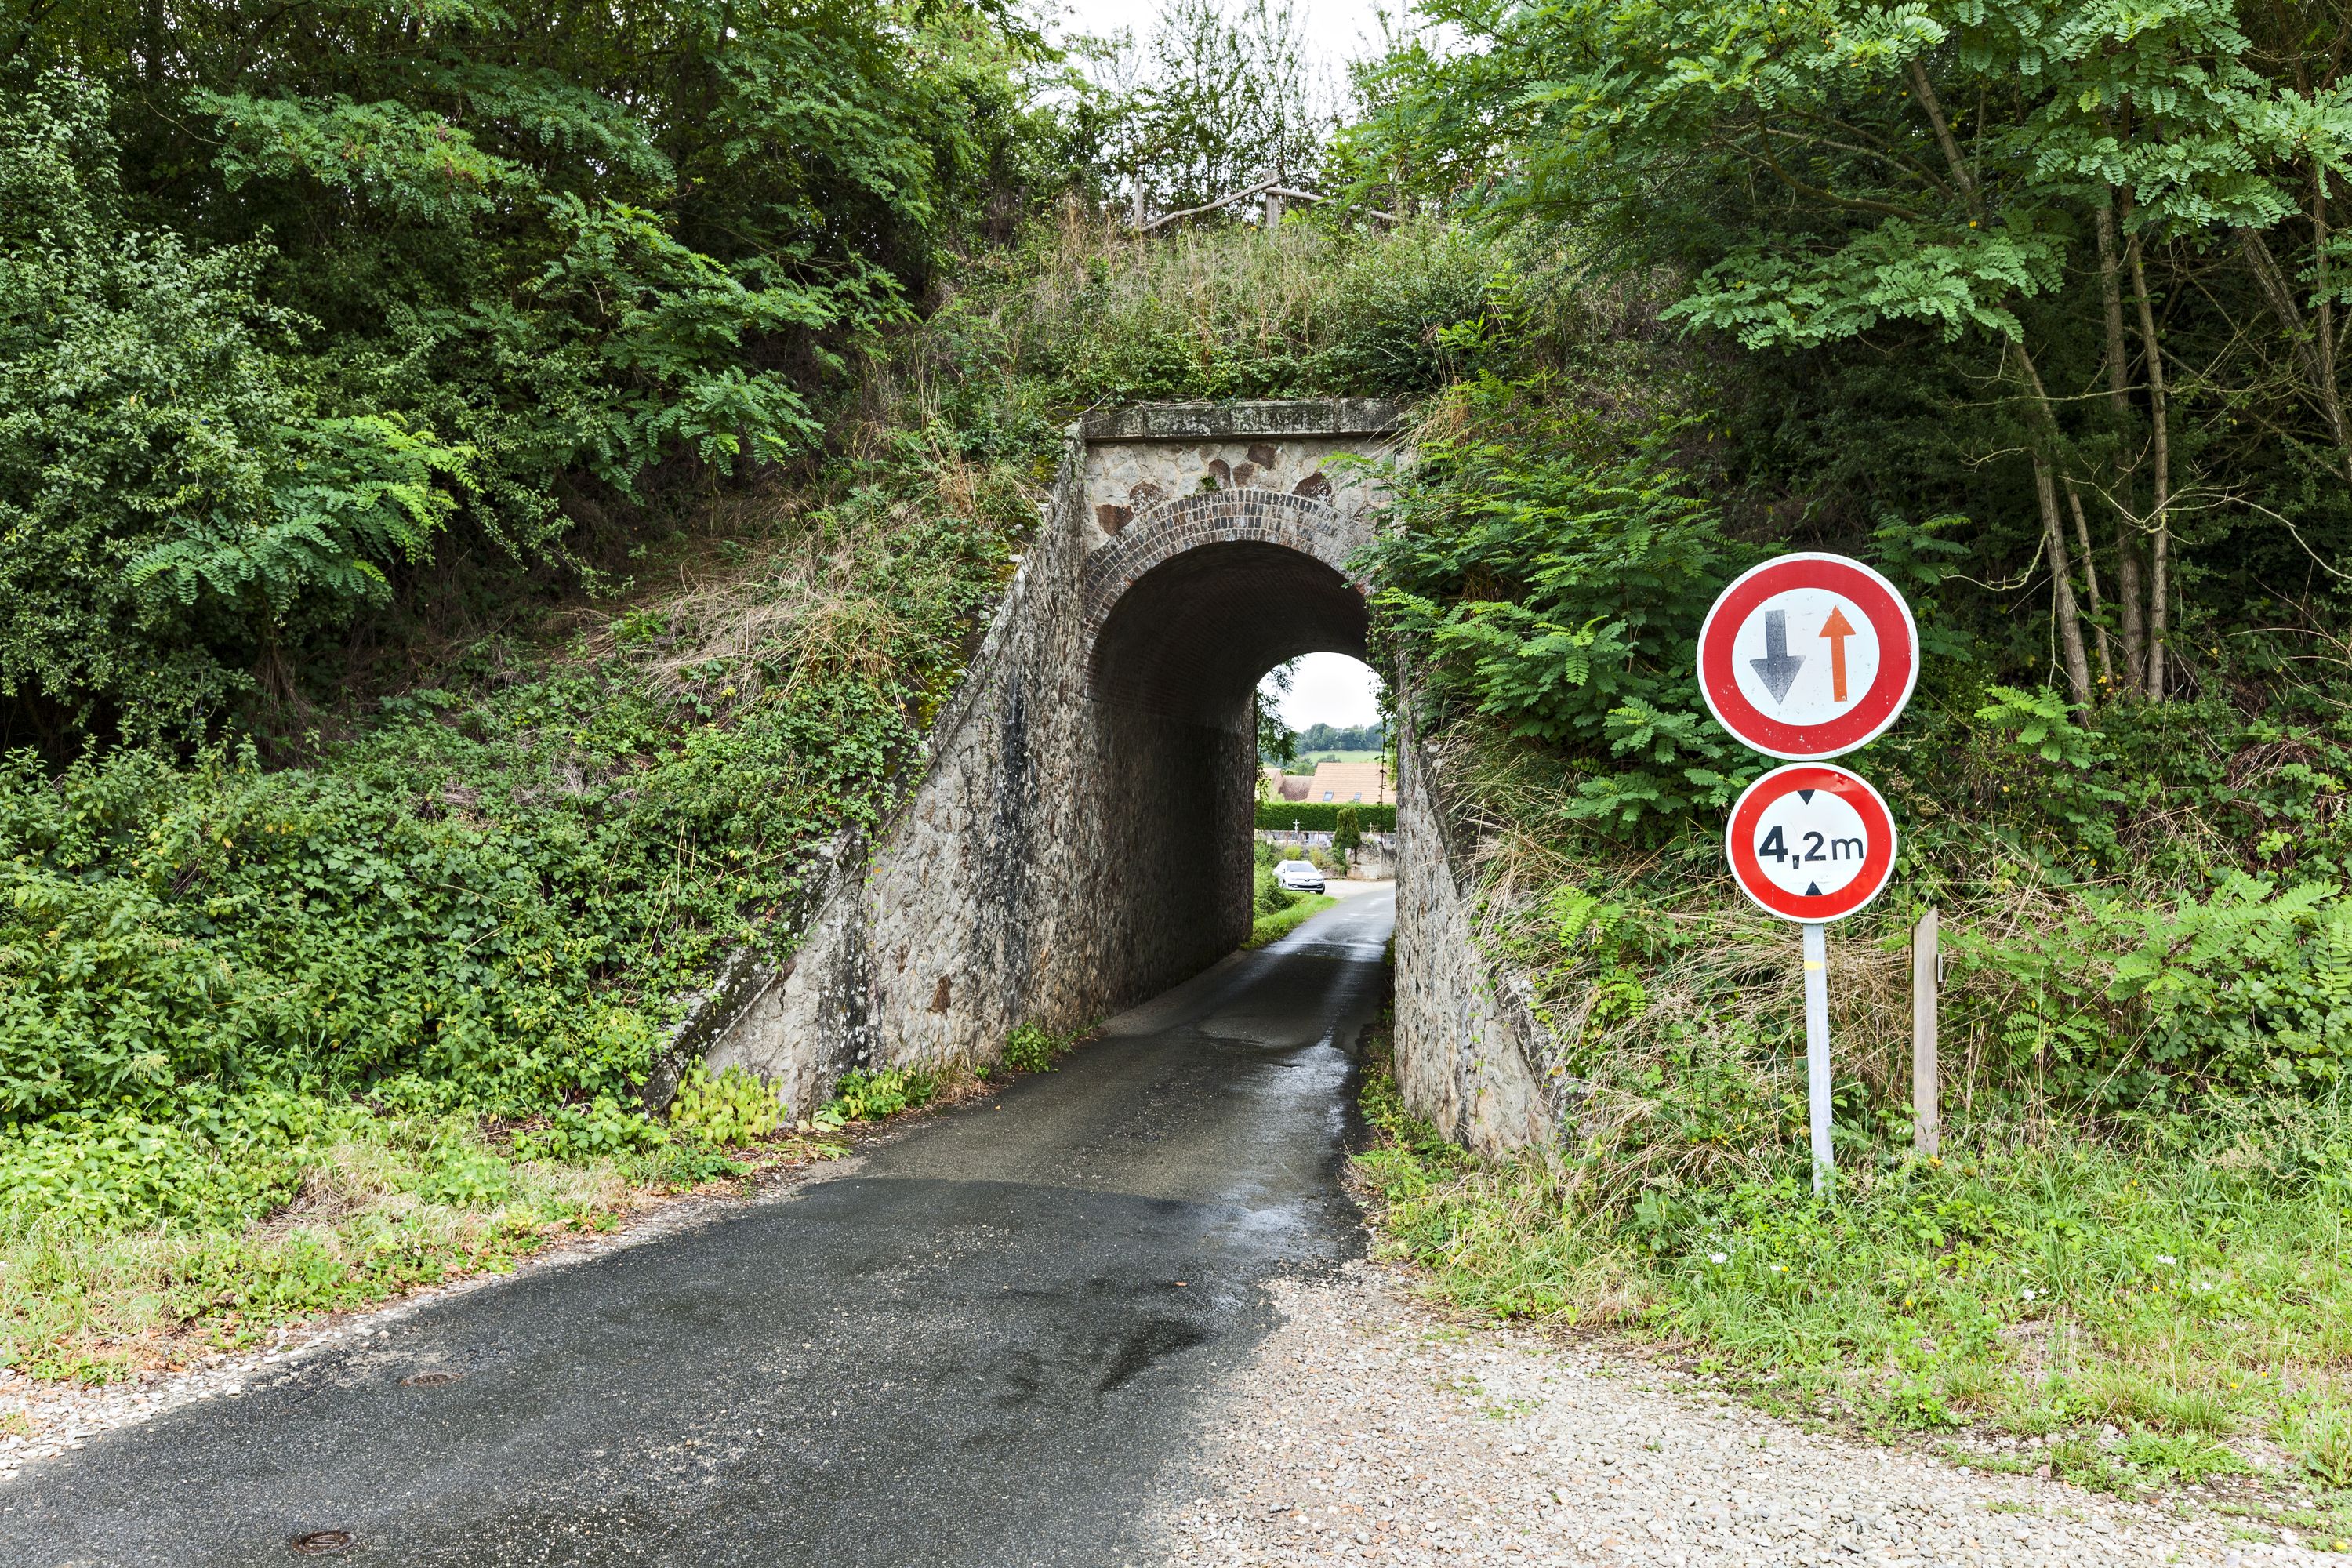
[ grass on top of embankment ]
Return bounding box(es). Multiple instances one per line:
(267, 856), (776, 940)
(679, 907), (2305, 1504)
(1352, 1040), (2352, 1527)
(1246, 894), (1338, 949)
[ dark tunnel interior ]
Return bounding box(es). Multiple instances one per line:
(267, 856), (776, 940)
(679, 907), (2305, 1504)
(1082, 541), (1372, 1001)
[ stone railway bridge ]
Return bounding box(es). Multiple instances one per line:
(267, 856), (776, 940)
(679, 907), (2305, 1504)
(670, 401), (1563, 1154)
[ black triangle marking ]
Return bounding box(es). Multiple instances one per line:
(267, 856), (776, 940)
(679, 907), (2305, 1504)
(1798, 789), (1816, 804)
(1804, 881), (1822, 896)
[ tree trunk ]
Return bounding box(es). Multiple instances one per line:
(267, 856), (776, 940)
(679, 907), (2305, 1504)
(2013, 346), (2096, 706)
(2093, 201), (2147, 694)
(2032, 453), (2095, 706)
(2127, 238), (2172, 699)
(2062, 477), (2114, 688)
(2238, 223), (2352, 487)
(1910, 67), (2099, 702)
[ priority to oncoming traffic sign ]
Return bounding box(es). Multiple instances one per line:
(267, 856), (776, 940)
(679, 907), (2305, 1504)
(1697, 554), (1918, 1194)
(1722, 763), (1898, 925)
(1697, 554), (1919, 760)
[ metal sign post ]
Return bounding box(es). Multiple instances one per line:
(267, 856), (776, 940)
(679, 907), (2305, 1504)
(1802, 921), (1832, 1192)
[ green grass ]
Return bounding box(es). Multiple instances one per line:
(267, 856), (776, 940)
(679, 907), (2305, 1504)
(1, 1055), (1017, 1384)
(1352, 1044), (2352, 1511)
(1245, 893), (1338, 949)
(0, 1093), (771, 1381)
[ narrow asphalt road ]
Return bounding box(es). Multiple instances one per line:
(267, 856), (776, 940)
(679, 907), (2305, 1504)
(2, 887), (1396, 1568)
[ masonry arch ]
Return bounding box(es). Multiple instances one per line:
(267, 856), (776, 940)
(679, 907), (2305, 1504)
(688, 401), (1409, 1115)
(1086, 489), (1369, 720)
(1076, 470), (1388, 1000)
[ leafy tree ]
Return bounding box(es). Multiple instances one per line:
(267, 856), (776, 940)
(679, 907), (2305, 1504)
(1333, 803), (1362, 862)
(1088, 0), (1332, 218)
(1349, 0), (2352, 707)
(1258, 657), (1301, 764)
(0, 74), (469, 747)
(0, 0), (1044, 743)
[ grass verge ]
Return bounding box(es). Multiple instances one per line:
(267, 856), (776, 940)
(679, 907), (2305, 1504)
(4, 1029), (1104, 1385)
(1246, 894), (1338, 949)
(1351, 1020), (2352, 1531)
(0, 1099), (763, 1382)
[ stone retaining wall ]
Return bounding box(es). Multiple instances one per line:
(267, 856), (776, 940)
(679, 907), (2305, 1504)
(1389, 703), (1576, 1156)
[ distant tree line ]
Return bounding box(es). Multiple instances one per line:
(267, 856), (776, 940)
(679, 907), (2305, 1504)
(1258, 720), (1386, 766)
(1294, 721), (1385, 754)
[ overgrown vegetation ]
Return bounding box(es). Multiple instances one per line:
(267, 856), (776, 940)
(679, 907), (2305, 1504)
(0, 71), (1476, 1367)
(1317, 0), (2352, 1512)
(0, 0), (1112, 1377)
(1359, 1034), (2352, 1519)
(16, 0), (2352, 1484)
(2, 1), (1048, 751)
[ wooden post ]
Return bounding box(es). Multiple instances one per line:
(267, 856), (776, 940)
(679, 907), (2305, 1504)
(1912, 906), (1940, 1157)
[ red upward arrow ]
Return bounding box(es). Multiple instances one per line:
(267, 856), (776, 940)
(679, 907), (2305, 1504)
(1819, 605), (1857, 702)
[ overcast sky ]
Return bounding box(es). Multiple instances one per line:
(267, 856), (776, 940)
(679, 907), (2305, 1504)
(1047, 0), (1396, 66)
(1270, 653), (1385, 731)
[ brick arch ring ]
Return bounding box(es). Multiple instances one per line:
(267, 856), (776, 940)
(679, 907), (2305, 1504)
(1079, 488), (1366, 644)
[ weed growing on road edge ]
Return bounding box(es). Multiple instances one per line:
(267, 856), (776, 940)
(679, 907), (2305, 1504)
(1001, 1023), (1090, 1075)
(1352, 1018), (2352, 1527)
(666, 1067), (793, 1145)
(827, 1068), (938, 1123)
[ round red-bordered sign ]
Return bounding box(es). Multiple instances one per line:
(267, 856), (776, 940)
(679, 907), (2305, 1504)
(1724, 764), (1897, 924)
(1697, 554), (1918, 760)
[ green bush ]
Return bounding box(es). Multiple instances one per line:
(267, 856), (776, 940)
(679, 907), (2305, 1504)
(1254, 861), (1299, 915)
(515, 1098), (673, 1161)
(826, 1067), (937, 1123)
(663, 1066), (792, 1147)
(1244, 893), (1337, 949)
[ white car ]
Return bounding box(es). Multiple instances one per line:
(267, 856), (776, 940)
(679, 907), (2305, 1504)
(1274, 859), (1325, 893)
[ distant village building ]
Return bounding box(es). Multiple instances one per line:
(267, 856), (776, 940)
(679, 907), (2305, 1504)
(1259, 759), (1395, 806)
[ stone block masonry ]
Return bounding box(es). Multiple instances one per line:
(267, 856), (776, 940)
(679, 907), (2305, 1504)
(1389, 693), (1580, 1155)
(663, 397), (1571, 1157)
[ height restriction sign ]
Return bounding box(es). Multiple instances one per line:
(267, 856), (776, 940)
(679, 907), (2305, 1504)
(1724, 763), (1897, 924)
(1697, 554), (1918, 760)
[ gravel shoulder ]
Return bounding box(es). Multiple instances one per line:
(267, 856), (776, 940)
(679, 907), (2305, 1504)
(1159, 1263), (2336, 1568)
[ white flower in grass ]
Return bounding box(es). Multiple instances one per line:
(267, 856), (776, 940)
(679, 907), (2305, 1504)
(1708, 1253), (1729, 1265)
(2020, 1287), (2037, 1302)
(2154, 1254), (2177, 1266)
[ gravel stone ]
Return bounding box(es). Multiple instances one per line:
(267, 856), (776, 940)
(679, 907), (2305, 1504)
(1156, 1263), (2332, 1567)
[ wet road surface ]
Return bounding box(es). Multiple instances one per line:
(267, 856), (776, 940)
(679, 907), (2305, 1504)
(1, 888), (1396, 1567)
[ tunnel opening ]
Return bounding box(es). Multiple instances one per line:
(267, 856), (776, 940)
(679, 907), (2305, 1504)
(1085, 537), (1370, 1000)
